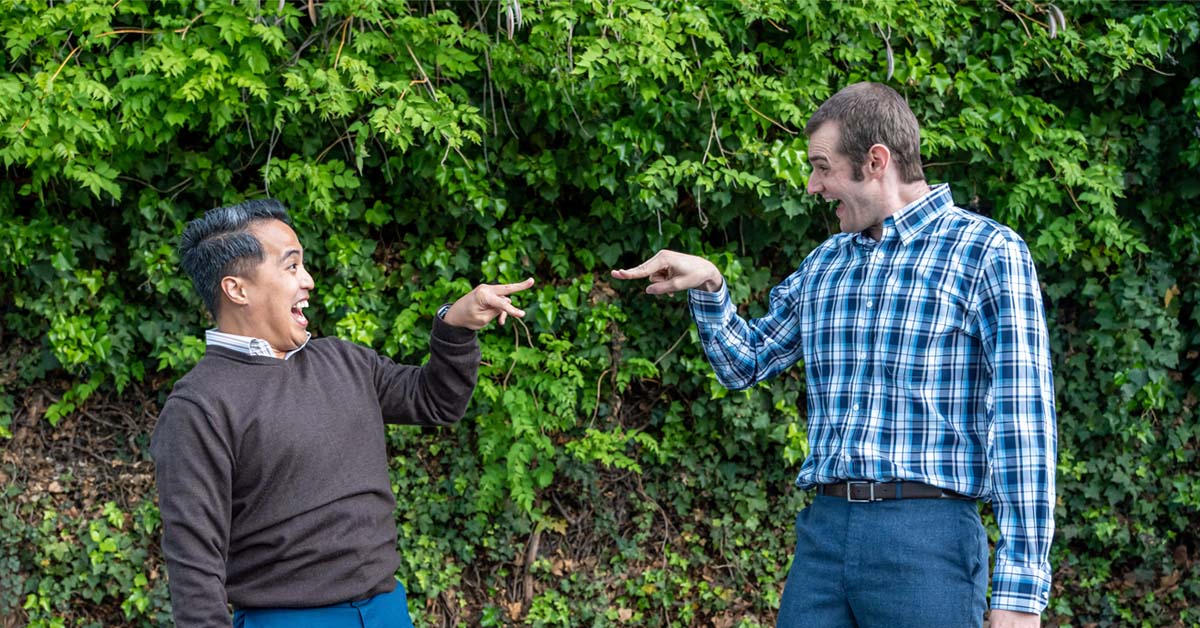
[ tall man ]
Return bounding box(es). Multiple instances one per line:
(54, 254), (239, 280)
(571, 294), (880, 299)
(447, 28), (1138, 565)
(613, 82), (1056, 628)
(151, 199), (533, 628)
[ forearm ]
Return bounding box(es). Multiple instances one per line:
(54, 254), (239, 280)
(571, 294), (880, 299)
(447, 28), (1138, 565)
(688, 282), (760, 390)
(987, 362), (1056, 612)
(159, 494), (233, 627)
(419, 316), (481, 423)
(688, 280), (803, 390)
(376, 317), (481, 425)
(161, 549), (234, 628)
(988, 442), (1056, 613)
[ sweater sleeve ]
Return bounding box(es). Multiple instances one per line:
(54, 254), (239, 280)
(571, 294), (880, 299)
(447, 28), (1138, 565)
(372, 316), (481, 426)
(150, 396), (234, 628)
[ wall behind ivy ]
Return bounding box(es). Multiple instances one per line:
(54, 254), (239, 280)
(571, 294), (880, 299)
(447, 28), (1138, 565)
(1, 1), (1197, 626)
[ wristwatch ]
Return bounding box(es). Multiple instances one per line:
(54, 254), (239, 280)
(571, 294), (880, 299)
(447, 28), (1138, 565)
(437, 303), (452, 320)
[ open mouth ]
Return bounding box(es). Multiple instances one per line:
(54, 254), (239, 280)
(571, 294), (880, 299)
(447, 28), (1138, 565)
(291, 299), (309, 327)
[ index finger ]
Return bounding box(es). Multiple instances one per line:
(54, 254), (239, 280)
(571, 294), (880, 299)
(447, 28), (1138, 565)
(484, 292), (527, 318)
(611, 255), (666, 280)
(490, 277), (535, 296)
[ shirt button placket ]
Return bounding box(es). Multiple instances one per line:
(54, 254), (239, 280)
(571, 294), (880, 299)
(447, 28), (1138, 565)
(848, 246), (881, 479)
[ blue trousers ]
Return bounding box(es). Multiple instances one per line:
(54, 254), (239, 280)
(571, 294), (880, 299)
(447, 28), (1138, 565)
(776, 495), (988, 628)
(233, 582), (414, 628)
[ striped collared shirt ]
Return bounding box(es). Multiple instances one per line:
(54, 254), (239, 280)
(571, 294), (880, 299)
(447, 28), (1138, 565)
(205, 329), (311, 360)
(688, 183), (1056, 613)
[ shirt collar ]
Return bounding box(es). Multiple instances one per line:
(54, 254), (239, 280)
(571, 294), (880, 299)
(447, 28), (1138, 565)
(889, 183), (955, 246)
(205, 329), (311, 360)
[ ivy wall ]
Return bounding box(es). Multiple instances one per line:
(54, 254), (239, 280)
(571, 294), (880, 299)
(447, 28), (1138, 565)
(1, 1), (1197, 626)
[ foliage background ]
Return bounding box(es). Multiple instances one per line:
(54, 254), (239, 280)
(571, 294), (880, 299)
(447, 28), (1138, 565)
(1, 0), (1198, 626)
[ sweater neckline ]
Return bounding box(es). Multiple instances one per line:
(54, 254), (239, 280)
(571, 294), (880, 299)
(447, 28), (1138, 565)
(204, 344), (292, 366)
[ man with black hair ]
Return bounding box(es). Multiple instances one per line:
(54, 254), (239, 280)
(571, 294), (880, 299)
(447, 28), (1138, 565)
(151, 199), (533, 628)
(614, 82), (1056, 628)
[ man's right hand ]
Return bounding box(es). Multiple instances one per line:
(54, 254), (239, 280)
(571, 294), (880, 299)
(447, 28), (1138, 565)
(611, 250), (724, 295)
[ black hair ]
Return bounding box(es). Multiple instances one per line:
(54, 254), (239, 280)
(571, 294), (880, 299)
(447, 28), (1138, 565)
(178, 199), (291, 318)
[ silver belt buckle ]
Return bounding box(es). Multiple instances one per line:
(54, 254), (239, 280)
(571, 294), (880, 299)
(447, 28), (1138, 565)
(846, 481), (875, 503)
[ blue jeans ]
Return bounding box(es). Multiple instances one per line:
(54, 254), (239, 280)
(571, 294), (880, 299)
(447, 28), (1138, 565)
(776, 495), (988, 628)
(233, 581), (415, 628)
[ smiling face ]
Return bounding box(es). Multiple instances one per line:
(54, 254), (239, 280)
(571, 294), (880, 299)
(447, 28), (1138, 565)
(226, 219), (314, 357)
(806, 121), (891, 238)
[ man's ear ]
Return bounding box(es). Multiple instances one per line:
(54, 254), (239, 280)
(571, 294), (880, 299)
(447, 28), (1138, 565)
(220, 275), (250, 307)
(863, 143), (892, 180)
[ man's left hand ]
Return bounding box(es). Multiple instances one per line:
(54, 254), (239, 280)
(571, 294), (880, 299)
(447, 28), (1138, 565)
(443, 278), (535, 330)
(989, 610), (1040, 628)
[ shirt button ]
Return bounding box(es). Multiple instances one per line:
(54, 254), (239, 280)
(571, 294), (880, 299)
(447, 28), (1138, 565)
(866, 301), (874, 309)
(858, 351), (867, 359)
(852, 403), (860, 411)
(843, 453), (851, 462)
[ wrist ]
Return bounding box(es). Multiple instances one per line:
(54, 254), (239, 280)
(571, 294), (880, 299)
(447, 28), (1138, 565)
(439, 302), (474, 330)
(700, 268), (723, 293)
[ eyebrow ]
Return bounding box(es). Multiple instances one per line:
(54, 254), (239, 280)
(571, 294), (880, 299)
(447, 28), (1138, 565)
(279, 249), (301, 263)
(809, 154), (830, 164)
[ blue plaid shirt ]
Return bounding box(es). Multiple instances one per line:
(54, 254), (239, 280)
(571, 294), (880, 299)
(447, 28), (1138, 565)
(688, 184), (1056, 614)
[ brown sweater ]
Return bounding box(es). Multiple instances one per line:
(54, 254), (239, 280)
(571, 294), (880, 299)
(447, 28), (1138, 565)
(150, 319), (479, 628)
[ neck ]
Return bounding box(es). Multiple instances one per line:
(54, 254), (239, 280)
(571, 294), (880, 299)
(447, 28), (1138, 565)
(897, 180), (932, 207)
(215, 315), (254, 340)
(864, 180), (932, 241)
(215, 317), (287, 359)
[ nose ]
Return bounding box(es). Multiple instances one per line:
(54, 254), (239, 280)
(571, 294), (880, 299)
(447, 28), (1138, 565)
(806, 173), (820, 195)
(300, 267), (315, 290)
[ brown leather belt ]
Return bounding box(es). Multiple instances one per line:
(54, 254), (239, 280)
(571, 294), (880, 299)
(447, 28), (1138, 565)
(816, 481), (971, 502)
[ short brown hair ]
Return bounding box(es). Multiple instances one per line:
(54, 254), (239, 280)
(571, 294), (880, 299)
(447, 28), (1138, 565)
(805, 82), (925, 183)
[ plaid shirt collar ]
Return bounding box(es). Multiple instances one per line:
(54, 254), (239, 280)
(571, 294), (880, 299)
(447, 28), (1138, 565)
(852, 183), (954, 248)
